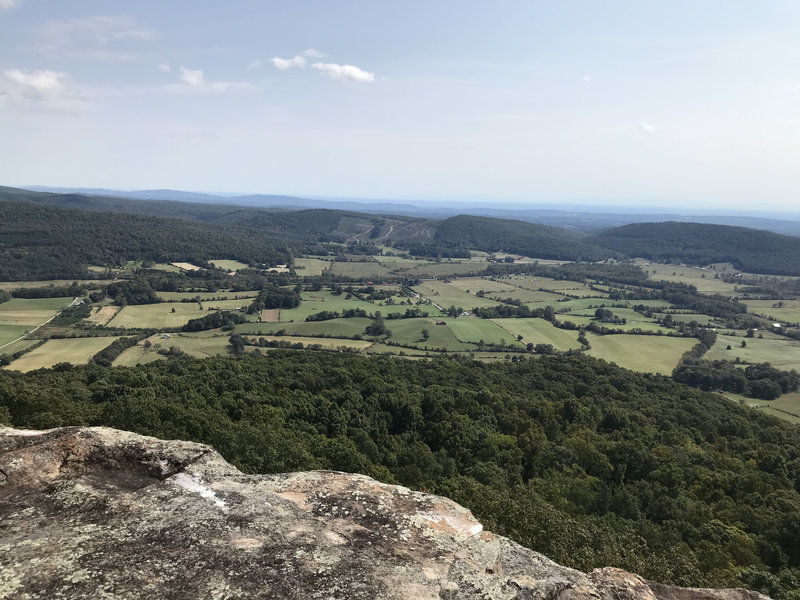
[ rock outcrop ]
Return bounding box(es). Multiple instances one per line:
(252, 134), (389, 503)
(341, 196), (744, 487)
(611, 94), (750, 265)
(0, 427), (770, 599)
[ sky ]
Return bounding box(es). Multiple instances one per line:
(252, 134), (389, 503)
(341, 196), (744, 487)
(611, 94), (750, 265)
(1, 1), (799, 210)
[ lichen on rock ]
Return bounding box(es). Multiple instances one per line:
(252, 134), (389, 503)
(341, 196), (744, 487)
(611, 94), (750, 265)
(0, 427), (771, 599)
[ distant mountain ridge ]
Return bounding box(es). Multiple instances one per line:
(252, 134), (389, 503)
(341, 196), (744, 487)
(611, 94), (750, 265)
(20, 185), (800, 235)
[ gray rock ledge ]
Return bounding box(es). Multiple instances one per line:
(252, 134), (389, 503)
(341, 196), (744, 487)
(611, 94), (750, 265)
(0, 426), (770, 599)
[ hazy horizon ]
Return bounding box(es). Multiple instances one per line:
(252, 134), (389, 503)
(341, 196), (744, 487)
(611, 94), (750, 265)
(3, 2), (800, 210)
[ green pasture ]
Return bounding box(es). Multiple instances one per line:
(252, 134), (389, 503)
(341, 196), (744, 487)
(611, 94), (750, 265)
(0, 279), (105, 291)
(156, 291), (259, 302)
(494, 319), (581, 350)
(705, 333), (800, 370)
(209, 259), (249, 271)
(108, 302), (209, 329)
(557, 315), (668, 333)
(407, 263), (487, 278)
(294, 258), (332, 276)
(642, 262), (739, 295)
(113, 331), (233, 366)
(586, 334), (696, 375)
(385, 317), (474, 351)
(5, 336), (118, 372)
(236, 317), (373, 339)
(244, 335), (372, 351)
(659, 312), (717, 326)
(278, 292), (378, 322)
(446, 317), (522, 347)
(0, 337), (41, 356)
(0, 325), (32, 349)
(449, 277), (518, 294)
(494, 318), (583, 351)
(328, 261), (390, 279)
(743, 300), (800, 324)
(736, 391), (800, 425)
(0, 297), (75, 312)
(201, 299), (253, 311)
(413, 281), (500, 310)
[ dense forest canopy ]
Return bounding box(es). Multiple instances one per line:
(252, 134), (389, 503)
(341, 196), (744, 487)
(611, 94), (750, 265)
(592, 221), (800, 275)
(1, 351), (799, 598)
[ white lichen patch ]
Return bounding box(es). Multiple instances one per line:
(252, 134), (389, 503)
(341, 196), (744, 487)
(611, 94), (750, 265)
(418, 512), (483, 537)
(171, 473), (227, 510)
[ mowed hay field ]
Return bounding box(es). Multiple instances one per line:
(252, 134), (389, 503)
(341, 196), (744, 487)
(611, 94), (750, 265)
(446, 317), (523, 347)
(704, 333), (800, 370)
(294, 258), (331, 276)
(586, 334), (696, 375)
(236, 317), (373, 339)
(108, 303), (208, 329)
(386, 318), (474, 351)
(493, 318), (583, 351)
(113, 332), (232, 366)
(5, 337), (118, 372)
(0, 297), (74, 345)
(414, 281), (501, 310)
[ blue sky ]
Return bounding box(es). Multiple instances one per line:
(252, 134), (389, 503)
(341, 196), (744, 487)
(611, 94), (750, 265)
(1, 1), (799, 209)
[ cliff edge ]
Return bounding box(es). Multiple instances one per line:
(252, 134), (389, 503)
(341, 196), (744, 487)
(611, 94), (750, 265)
(0, 427), (770, 599)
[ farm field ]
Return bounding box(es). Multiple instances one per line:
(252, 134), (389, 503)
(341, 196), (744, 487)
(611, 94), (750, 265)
(704, 334), (800, 370)
(170, 262), (202, 271)
(0, 297), (74, 345)
(244, 335), (372, 351)
(201, 299), (252, 311)
(84, 305), (119, 326)
(385, 318), (474, 351)
(586, 334), (697, 375)
(0, 325), (32, 349)
(413, 281), (501, 310)
(5, 336), (118, 372)
(741, 391), (800, 424)
(108, 302), (207, 329)
(236, 317), (373, 339)
(277, 292), (379, 322)
(209, 259), (248, 271)
(446, 317), (522, 347)
(156, 291), (259, 301)
(509, 275), (602, 297)
(328, 261), (390, 278)
(0, 279), (105, 291)
(743, 300), (800, 324)
(641, 262), (739, 295)
(113, 332), (233, 366)
(260, 309), (280, 322)
(449, 277), (518, 293)
(563, 315), (668, 333)
(492, 319), (583, 351)
(407, 263), (487, 278)
(294, 258), (331, 276)
(0, 337), (41, 356)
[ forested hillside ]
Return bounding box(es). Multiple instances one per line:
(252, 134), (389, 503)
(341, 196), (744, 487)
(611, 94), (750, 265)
(592, 221), (800, 275)
(0, 200), (288, 280)
(2, 351), (798, 598)
(425, 214), (615, 261)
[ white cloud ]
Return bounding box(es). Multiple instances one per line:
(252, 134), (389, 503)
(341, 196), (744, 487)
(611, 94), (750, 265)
(179, 66), (206, 87)
(1, 68), (87, 111)
(0, 0), (20, 10)
(638, 121), (655, 134)
(301, 48), (325, 58)
(157, 63), (171, 72)
(169, 66), (250, 93)
(312, 62), (374, 83)
(31, 16), (156, 61)
(4, 69), (65, 96)
(271, 55), (307, 70)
